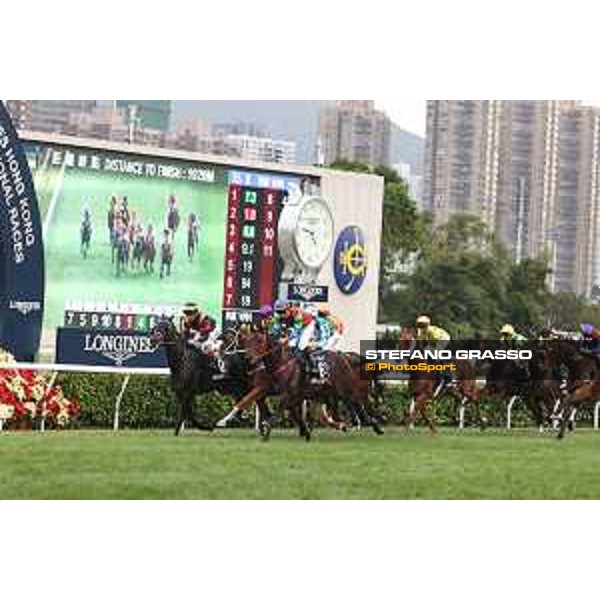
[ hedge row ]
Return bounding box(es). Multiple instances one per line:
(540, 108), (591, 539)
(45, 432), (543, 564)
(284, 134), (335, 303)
(52, 373), (597, 430)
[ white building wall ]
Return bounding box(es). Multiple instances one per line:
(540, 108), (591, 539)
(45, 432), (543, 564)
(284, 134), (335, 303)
(319, 171), (384, 351)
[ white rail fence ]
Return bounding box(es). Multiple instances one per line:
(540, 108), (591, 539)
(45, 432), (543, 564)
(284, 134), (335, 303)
(0, 363), (599, 432)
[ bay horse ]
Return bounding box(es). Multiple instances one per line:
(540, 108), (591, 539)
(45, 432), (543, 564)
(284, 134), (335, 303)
(548, 340), (600, 439)
(400, 327), (484, 432)
(305, 349), (385, 434)
(216, 328), (384, 441)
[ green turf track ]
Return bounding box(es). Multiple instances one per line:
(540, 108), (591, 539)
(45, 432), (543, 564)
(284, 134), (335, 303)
(2, 428), (600, 499)
(42, 165), (228, 332)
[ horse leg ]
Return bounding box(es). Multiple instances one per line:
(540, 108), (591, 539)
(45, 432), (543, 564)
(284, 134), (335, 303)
(287, 398), (311, 442)
(404, 392), (435, 431)
(256, 398), (273, 442)
(216, 386), (264, 428)
(255, 396), (272, 441)
(405, 393), (419, 429)
(182, 393), (195, 432)
(174, 397), (185, 436)
(420, 399), (438, 434)
(353, 400), (384, 435)
(469, 396), (487, 430)
(557, 397), (574, 440)
(320, 402), (348, 432)
(407, 393), (436, 433)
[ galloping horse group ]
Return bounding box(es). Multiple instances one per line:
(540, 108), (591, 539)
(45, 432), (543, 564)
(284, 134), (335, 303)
(150, 320), (384, 442)
(150, 319), (600, 441)
(399, 326), (600, 439)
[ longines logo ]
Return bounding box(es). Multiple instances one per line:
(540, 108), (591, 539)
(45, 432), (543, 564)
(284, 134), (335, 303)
(9, 300), (42, 316)
(288, 284), (329, 303)
(83, 333), (155, 367)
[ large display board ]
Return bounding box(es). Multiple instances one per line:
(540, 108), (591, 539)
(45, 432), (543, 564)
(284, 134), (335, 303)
(222, 170), (299, 328)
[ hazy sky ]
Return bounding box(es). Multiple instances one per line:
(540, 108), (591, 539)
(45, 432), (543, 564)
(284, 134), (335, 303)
(376, 100), (427, 135)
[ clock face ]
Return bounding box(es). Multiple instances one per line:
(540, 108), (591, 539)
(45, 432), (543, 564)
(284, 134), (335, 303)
(293, 198), (334, 269)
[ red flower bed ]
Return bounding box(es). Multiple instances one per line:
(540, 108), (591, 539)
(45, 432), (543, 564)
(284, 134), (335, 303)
(0, 350), (80, 429)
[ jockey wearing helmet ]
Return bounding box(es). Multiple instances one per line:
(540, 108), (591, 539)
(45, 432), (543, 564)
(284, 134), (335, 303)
(181, 302), (221, 355)
(258, 304), (274, 333)
(500, 324), (527, 344)
(415, 315), (450, 348)
(580, 323), (600, 357)
(415, 315), (452, 388)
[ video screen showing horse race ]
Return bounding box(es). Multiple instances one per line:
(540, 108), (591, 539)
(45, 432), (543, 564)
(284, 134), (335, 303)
(25, 143), (228, 354)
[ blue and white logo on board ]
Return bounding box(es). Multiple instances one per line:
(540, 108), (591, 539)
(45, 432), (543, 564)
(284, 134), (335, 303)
(333, 226), (367, 295)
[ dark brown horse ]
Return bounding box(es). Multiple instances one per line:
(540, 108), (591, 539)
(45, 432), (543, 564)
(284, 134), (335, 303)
(149, 318), (215, 436)
(150, 319), (272, 437)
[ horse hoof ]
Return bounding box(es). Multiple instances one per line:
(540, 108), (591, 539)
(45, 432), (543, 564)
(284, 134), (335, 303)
(373, 424), (385, 435)
(259, 421), (271, 441)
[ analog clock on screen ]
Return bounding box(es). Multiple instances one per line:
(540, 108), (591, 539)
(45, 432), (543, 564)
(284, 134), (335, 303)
(278, 195), (334, 283)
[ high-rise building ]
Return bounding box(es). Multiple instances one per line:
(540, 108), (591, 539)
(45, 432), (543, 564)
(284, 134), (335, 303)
(116, 100), (172, 132)
(318, 100), (391, 166)
(575, 106), (600, 297)
(223, 134), (296, 164)
(64, 105), (131, 142)
(393, 162), (423, 208)
(423, 100), (600, 294)
(6, 100), (96, 132)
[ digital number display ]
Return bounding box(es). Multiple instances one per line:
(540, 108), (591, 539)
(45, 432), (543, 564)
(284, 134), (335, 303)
(222, 183), (285, 327)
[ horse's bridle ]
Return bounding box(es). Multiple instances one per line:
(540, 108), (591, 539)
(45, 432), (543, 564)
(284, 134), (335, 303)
(220, 327), (248, 355)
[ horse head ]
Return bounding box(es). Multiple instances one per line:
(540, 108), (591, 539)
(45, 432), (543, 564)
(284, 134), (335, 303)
(399, 326), (415, 341)
(150, 317), (179, 348)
